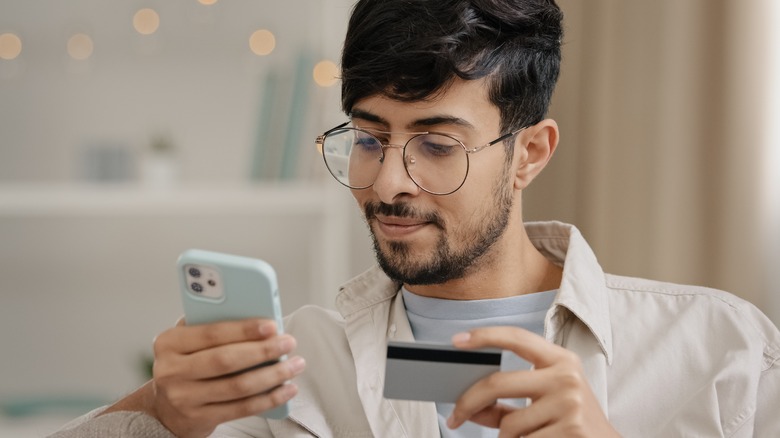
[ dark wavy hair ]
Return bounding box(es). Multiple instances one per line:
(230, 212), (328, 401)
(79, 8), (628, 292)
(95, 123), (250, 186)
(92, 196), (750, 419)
(341, 0), (563, 137)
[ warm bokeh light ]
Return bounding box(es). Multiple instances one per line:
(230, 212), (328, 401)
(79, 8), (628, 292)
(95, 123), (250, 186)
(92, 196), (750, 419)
(249, 29), (275, 56)
(313, 60), (339, 87)
(67, 33), (94, 60)
(198, 0), (219, 4)
(0, 33), (22, 60)
(133, 8), (160, 35)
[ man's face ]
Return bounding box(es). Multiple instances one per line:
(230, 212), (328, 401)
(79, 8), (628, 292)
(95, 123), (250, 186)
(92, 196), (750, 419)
(350, 78), (520, 285)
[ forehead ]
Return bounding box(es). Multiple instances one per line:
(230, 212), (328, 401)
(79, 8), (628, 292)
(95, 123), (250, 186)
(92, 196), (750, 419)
(350, 78), (500, 131)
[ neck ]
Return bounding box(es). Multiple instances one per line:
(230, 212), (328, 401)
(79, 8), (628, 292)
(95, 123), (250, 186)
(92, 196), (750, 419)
(405, 220), (563, 300)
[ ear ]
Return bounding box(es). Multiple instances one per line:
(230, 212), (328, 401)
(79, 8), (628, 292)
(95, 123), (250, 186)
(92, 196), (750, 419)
(513, 119), (559, 190)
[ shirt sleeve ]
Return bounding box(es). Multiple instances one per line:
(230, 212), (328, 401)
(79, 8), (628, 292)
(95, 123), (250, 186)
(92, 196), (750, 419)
(753, 357), (780, 437)
(48, 406), (283, 438)
(48, 407), (176, 438)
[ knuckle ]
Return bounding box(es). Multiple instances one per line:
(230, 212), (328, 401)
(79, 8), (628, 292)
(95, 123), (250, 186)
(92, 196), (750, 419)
(559, 391), (585, 411)
(152, 332), (171, 356)
(556, 369), (584, 390)
(561, 350), (582, 365)
(240, 395), (272, 418)
(259, 340), (282, 360)
(234, 402), (255, 418)
(208, 352), (233, 374)
(244, 320), (264, 338)
(151, 360), (165, 379)
(561, 420), (587, 437)
(201, 327), (220, 346)
(165, 387), (188, 411)
(267, 384), (295, 408)
(482, 371), (504, 390)
(152, 359), (176, 380)
(180, 408), (202, 424)
(269, 388), (288, 406)
(498, 413), (517, 432)
(228, 373), (255, 396)
(277, 361), (295, 381)
(243, 324), (257, 339)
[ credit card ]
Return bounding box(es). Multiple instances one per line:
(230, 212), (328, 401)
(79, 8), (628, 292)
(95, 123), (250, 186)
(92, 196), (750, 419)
(383, 340), (502, 402)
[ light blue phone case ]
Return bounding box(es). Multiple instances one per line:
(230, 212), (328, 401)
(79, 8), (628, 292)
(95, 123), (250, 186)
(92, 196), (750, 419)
(176, 248), (289, 419)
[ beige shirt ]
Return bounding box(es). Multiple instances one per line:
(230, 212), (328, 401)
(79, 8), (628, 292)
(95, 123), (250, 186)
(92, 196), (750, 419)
(53, 221), (780, 437)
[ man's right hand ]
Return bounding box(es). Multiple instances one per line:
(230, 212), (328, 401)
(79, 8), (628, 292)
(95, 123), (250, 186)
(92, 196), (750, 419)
(103, 318), (305, 438)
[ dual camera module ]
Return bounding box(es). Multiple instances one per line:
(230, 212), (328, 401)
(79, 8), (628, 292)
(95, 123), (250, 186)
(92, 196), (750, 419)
(183, 263), (224, 300)
(188, 267), (217, 293)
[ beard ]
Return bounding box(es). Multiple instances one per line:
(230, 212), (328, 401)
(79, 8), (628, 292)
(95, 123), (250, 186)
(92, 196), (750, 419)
(363, 171), (515, 285)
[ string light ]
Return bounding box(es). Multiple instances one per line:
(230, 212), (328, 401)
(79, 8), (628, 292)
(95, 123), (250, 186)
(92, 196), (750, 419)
(0, 33), (22, 60)
(313, 60), (339, 87)
(249, 29), (275, 56)
(133, 8), (160, 35)
(67, 33), (94, 60)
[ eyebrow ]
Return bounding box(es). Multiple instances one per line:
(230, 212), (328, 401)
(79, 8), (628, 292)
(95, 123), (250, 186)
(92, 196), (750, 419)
(350, 108), (476, 131)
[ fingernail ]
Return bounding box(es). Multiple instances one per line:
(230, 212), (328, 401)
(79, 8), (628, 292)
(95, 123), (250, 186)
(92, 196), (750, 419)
(259, 322), (276, 336)
(446, 414), (458, 429)
(452, 332), (471, 345)
(287, 356), (306, 374)
(282, 383), (298, 399)
(278, 336), (296, 353)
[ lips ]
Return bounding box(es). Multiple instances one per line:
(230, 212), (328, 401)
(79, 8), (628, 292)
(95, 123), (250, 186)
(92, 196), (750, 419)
(374, 214), (429, 238)
(364, 202), (443, 240)
(375, 214), (427, 227)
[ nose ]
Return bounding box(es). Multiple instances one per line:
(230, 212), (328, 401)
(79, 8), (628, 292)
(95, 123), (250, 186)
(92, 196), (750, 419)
(372, 145), (420, 203)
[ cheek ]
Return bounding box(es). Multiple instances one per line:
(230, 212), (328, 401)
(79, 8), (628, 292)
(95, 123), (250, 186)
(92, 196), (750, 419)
(468, 149), (512, 183)
(457, 164), (499, 202)
(448, 175), (511, 225)
(436, 194), (478, 232)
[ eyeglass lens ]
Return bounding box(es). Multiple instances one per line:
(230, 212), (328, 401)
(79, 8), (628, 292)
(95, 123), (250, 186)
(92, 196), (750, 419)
(321, 128), (468, 195)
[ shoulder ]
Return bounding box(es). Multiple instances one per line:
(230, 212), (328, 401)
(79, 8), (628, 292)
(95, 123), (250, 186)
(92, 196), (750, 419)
(604, 273), (766, 321)
(605, 274), (780, 364)
(605, 273), (766, 323)
(285, 304), (343, 326)
(283, 305), (345, 345)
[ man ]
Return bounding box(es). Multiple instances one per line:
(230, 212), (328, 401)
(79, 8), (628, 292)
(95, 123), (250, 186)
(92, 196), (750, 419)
(54, 0), (780, 436)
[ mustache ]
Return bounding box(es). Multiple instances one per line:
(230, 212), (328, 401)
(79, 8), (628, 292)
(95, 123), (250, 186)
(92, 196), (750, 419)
(363, 201), (444, 228)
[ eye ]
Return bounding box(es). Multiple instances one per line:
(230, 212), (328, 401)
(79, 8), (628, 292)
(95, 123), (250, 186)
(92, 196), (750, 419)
(354, 132), (383, 152)
(417, 135), (460, 157)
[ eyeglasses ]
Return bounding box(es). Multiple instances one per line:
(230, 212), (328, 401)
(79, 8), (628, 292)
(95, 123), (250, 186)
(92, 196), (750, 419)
(315, 122), (527, 195)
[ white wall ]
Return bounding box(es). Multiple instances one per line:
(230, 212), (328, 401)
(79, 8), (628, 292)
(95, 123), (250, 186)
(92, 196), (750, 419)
(766, 0), (780, 323)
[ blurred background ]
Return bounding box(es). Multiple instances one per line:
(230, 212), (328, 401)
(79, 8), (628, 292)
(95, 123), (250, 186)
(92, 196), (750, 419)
(0, 0), (778, 435)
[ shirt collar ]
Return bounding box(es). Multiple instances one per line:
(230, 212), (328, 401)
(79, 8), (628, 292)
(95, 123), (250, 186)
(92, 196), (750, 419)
(525, 221), (614, 363)
(336, 221), (613, 363)
(336, 265), (399, 318)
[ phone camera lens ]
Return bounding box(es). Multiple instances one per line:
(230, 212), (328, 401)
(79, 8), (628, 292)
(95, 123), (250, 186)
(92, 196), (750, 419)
(207, 279), (216, 287)
(191, 282), (203, 293)
(188, 267), (201, 278)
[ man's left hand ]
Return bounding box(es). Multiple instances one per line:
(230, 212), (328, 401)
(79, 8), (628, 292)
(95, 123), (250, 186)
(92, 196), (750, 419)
(447, 327), (620, 437)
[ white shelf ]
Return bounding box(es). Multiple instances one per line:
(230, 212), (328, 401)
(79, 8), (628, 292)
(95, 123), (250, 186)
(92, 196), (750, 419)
(0, 183), (343, 216)
(0, 181), (361, 410)
(0, 182), (353, 309)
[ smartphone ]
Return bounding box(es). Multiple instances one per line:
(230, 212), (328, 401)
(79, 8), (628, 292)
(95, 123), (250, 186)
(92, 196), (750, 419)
(177, 248), (289, 419)
(383, 340), (502, 403)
